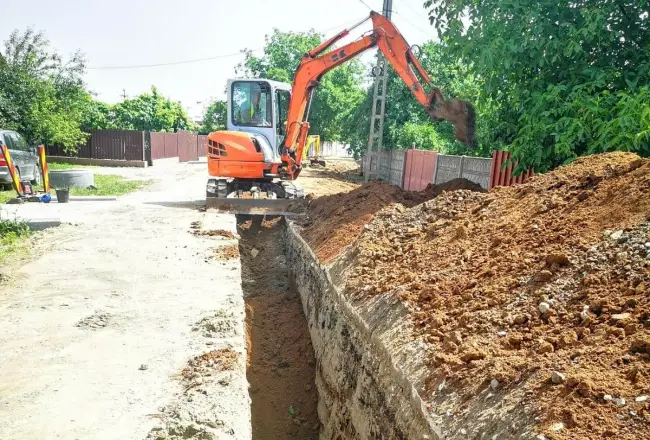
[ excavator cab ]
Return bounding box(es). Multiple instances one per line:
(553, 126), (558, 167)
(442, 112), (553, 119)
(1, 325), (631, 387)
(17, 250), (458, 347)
(206, 79), (304, 214)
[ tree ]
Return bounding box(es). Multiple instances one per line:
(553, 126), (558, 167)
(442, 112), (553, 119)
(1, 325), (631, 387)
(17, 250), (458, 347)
(110, 87), (193, 132)
(0, 29), (89, 152)
(426, 0), (650, 171)
(199, 100), (227, 134)
(237, 29), (366, 146)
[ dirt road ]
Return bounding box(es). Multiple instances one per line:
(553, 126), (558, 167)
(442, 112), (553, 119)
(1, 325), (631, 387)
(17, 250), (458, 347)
(0, 163), (251, 440)
(0, 159), (358, 440)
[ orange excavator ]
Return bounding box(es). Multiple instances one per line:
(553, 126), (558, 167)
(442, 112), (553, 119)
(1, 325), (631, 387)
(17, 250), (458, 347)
(206, 11), (475, 214)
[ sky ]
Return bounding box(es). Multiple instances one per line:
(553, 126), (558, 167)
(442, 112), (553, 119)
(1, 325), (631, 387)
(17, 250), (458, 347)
(1, 0), (437, 119)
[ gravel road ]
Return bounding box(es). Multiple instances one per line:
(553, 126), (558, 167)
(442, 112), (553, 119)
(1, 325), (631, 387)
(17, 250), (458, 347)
(0, 163), (251, 440)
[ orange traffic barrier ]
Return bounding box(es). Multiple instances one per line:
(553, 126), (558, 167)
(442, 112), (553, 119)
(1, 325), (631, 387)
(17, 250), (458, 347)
(1, 144), (23, 196)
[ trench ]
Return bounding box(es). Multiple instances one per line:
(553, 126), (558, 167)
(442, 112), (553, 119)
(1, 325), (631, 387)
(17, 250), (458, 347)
(237, 215), (320, 439)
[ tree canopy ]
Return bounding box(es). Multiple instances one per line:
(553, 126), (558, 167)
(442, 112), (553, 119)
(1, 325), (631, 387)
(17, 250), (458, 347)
(0, 29), (193, 153)
(0, 29), (90, 150)
(199, 99), (227, 135)
(426, 0), (650, 171)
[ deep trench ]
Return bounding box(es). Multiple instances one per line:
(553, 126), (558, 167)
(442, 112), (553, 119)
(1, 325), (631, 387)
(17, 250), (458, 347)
(237, 215), (321, 439)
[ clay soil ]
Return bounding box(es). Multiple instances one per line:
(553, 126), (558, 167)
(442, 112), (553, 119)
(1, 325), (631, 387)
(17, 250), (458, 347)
(238, 216), (319, 440)
(300, 152), (650, 439)
(299, 178), (485, 263)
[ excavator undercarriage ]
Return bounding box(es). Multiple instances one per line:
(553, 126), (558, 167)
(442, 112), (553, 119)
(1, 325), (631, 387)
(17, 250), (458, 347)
(206, 178), (305, 215)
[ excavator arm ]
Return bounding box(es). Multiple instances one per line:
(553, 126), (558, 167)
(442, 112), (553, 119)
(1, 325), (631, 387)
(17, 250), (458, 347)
(280, 11), (476, 180)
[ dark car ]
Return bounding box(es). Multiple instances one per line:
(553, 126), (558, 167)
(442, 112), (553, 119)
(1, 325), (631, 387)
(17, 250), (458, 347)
(0, 130), (42, 188)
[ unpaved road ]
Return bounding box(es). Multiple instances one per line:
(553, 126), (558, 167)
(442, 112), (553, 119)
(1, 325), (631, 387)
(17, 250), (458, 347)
(0, 163), (250, 440)
(0, 159), (359, 440)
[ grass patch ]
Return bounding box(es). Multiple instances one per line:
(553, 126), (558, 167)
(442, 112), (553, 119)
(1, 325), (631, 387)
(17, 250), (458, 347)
(0, 174), (152, 204)
(0, 189), (17, 204)
(0, 218), (31, 264)
(48, 162), (96, 170)
(67, 174), (152, 196)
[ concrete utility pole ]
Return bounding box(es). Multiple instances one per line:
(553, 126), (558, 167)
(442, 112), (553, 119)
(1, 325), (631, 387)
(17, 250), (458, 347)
(364, 0), (393, 181)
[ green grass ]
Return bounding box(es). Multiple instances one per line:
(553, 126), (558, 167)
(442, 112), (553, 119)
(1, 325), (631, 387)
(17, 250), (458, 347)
(0, 189), (16, 204)
(0, 218), (31, 264)
(67, 174), (153, 196)
(48, 162), (96, 170)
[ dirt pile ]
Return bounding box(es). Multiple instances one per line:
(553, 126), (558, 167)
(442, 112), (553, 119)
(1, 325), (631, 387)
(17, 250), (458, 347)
(299, 178), (485, 263)
(212, 244), (239, 261)
(341, 152), (650, 439)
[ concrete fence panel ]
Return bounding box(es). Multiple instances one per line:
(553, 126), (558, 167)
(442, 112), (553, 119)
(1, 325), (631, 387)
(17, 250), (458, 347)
(434, 154), (492, 190)
(389, 150), (406, 187)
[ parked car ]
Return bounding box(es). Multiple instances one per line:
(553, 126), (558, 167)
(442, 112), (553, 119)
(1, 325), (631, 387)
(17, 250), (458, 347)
(0, 129), (42, 188)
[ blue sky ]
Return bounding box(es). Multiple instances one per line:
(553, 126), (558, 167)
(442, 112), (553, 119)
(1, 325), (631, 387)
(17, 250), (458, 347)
(2, 0), (436, 118)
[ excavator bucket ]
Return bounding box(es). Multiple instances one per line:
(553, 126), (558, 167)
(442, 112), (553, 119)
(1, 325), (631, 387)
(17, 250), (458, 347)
(206, 197), (307, 216)
(428, 90), (477, 147)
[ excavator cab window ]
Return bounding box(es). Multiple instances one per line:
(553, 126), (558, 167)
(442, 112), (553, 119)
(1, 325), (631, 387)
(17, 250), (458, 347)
(232, 81), (272, 128)
(275, 89), (290, 136)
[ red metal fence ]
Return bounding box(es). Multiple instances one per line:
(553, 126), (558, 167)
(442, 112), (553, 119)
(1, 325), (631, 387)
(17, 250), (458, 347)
(402, 149), (437, 191)
(488, 150), (534, 190)
(47, 130), (145, 161)
(400, 148), (534, 191)
(48, 130), (208, 163)
(151, 131), (207, 162)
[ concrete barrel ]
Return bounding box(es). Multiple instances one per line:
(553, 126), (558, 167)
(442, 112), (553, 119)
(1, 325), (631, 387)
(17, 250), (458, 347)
(49, 170), (95, 188)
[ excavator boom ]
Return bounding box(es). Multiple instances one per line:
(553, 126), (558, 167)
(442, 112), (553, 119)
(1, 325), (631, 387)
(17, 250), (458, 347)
(280, 11), (476, 180)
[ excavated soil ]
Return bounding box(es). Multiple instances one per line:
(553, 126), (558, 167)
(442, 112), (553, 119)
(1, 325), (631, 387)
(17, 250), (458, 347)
(238, 216), (319, 439)
(299, 178), (485, 263)
(327, 152), (650, 440)
(212, 244), (240, 261)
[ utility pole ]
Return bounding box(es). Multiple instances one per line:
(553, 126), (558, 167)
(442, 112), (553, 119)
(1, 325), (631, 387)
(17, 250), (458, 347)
(121, 89), (127, 100)
(364, 0), (393, 181)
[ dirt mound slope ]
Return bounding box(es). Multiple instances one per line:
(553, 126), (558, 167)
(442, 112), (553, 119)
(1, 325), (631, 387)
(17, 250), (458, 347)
(299, 178), (486, 263)
(343, 152), (650, 439)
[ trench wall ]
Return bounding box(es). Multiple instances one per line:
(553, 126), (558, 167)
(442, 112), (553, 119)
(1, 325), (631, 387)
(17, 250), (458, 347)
(285, 222), (440, 440)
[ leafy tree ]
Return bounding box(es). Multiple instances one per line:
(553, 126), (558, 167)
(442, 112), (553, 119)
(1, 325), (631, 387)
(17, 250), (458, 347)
(199, 99), (227, 134)
(0, 29), (89, 152)
(426, 0), (650, 171)
(237, 29), (366, 145)
(110, 86), (193, 132)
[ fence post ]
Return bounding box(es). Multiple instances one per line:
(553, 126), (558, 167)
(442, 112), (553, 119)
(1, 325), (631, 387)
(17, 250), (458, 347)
(458, 155), (465, 178)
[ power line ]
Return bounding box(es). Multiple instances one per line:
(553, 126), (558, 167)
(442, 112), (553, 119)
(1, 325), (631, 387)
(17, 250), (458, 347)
(88, 19), (361, 71)
(393, 11), (434, 39)
(402, 0), (427, 18)
(87, 50), (254, 70)
(357, 0), (375, 11)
